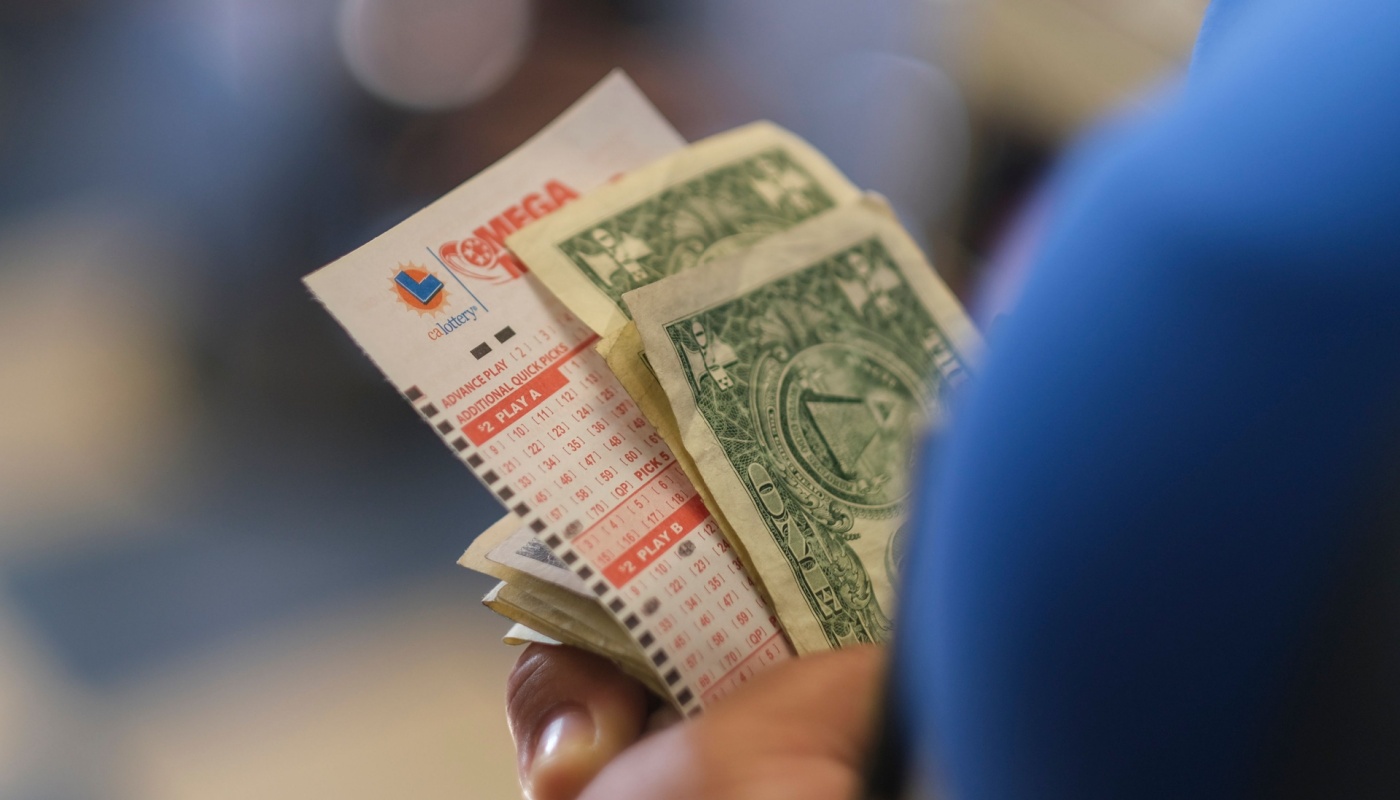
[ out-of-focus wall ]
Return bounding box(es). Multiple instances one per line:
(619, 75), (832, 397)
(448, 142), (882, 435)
(959, 0), (1209, 138)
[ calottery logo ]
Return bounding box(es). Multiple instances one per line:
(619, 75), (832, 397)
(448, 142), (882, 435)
(391, 264), (449, 315)
(438, 179), (578, 284)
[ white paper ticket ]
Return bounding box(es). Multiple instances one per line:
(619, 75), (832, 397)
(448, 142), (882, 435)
(304, 72), (792, 714)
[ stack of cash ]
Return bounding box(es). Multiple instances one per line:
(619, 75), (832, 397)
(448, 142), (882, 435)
(306, 72), (979, 716)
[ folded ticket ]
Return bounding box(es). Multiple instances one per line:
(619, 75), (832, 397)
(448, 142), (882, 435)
(463, 511), (591, 597)
(305, 72), (793, 714)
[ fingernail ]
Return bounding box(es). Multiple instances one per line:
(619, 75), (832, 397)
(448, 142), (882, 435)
(534, 707), (595, 769)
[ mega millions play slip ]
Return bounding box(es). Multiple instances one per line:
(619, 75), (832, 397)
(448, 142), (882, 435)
(305, 72), (794, 715)
(306, 71), (979, 716)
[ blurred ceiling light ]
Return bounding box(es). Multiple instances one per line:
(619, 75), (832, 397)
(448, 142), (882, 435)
(337, 0), (533, 111)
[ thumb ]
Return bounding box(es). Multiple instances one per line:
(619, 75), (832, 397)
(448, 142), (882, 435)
(580, 645), (886, 800)
(506, 644), (649, 800)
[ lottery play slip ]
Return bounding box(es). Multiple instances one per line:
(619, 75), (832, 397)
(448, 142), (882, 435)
(305, 73), (793, 715)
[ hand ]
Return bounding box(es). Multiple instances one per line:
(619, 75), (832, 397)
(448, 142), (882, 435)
(506, 643), (885, 800)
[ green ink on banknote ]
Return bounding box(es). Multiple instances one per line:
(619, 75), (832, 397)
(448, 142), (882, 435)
(662, 237), (967, 648)
(555, 148), (837, 312)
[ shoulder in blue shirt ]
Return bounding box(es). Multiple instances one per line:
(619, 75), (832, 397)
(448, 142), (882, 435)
(901, 1), (1400, 797)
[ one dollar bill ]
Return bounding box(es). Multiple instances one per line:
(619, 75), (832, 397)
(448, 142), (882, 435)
(626, 200), (981, 653)
(507, 121), (861, 337)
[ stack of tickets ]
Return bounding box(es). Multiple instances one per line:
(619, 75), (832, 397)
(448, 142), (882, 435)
(306, 73), (979, 716)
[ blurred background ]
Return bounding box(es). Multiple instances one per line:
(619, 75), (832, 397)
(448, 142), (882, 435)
(0, 0), (1206, 796)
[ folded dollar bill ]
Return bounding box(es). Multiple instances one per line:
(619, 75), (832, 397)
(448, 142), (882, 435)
(507, 121), (862, 338)
(625, 199), (981, 653)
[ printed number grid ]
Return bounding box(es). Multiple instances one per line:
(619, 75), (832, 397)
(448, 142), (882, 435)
(411, 306), (792, 713)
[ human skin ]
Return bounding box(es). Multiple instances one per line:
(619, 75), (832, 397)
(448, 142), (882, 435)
(505, 643), (884, 800)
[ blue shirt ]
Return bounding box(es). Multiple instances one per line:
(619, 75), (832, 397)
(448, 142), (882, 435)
(901, 1), (1400, 796)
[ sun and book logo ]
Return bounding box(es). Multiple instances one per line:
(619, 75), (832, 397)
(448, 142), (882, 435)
(391, 264), (448, 315)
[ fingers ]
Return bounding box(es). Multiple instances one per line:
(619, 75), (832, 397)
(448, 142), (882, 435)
(580, 645), (887, 800)
(506, 644), (649, 800)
